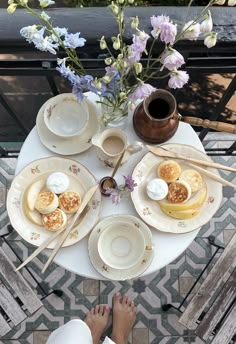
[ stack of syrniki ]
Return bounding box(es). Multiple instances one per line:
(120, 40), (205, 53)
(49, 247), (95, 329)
(147, 160), (207, 220)
(24, 172), (81, 231)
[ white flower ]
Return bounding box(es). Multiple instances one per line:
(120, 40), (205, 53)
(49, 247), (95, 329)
(182, 21), (201, 40)
(41, 11), (50, 21)
(200, 11), (213, 33)
(39, 0), (55, 8)
(63, 33), (86, 49)
(20, 25), (44, 43)
(204, 32), (217, 48)
(161, 48), (185, 70)
(228, 0), (236, 5)
(168, 69), (189, 89)
(35, 36), (58, 54)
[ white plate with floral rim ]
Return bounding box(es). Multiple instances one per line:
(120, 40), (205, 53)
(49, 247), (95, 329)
(131, 143), (222, 234)
(88, 214), (154, 281)
(36, 94), (100, 155)
(6, 157), (101, 248)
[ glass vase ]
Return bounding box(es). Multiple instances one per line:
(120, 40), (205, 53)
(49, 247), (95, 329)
(100, 97), (129, 129)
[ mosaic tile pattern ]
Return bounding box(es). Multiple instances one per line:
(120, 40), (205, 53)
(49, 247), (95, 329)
(0, 138), (235, 344)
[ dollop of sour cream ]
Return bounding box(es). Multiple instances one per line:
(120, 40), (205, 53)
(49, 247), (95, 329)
(146, 178), (168, 201)
(46, 172), (70, 194)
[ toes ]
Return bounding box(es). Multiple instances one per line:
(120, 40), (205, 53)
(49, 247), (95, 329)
(95, 304), (100, 314)
(130, 300), (135, 309)
(122, 294), (129, 305)
(99, 304), (109, 315)
(104, 304), (110, 314)
(112, 292), (121, 306)
(90, 307), (95, 315)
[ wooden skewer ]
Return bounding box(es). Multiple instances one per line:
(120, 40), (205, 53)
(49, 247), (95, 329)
(187, 163), (236, 189)
(41, 184), (98, 273)
(15, 206), (90, 272)
(147, 145), (236, 173)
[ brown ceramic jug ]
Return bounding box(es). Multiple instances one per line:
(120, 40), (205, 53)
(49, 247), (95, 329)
(133, 89), (180, 144)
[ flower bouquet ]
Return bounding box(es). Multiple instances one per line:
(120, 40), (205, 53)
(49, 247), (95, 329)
(7, 0), (235, 126)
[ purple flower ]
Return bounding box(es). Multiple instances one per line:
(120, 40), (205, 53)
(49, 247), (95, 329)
(56, 58), (76, 83)
(128, 83), (156, 102)
(160, 22), (177, 45)
(123, 175), (137, 192)
(105, 188), (121, 205)
(128, 32), (150, 63)
(132, 32), (150, 53)
(63, 32), (86, 49)
(72, 83), (84, 101)
(150, 15), (170, 38)
(161, 48), (185, 71)
(168, 69), (189, 89)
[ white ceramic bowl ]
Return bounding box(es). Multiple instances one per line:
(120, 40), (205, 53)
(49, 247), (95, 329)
(97, 222), (145, 270)
(44, 94), (89, 138)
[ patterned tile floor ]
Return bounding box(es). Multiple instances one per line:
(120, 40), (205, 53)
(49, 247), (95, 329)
(0, 134), (235, 344)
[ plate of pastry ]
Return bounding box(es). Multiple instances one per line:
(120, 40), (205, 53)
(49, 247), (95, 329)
(7, 157), (101, 248)
(131, 143), (222, 234)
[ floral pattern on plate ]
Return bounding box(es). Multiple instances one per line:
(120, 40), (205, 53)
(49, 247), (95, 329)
(88, 214), (154, 281)
(7, 157), (101, 249)
(131, 143), (222, 234)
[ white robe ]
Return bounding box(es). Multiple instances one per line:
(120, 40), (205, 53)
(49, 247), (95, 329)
(46, 319), (115, 344)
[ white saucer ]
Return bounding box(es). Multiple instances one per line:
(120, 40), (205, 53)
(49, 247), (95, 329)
(88, 214), (154, 281)
(36, 94), (100, 155)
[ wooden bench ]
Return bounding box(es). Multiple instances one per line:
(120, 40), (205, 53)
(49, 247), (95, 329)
(179, 232), (236, 344)
(0, 246), (43, 337)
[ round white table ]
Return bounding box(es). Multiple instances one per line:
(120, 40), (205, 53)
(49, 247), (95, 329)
(15, 94), (204, 280)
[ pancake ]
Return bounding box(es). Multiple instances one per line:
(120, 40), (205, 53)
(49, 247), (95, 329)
(157, 160), (181, 183)
(179, 169), (202, 192)
(42, 208), (67, 231)
(167, 181), (191, 204)
(35, 191), (58, 214)
(58, 191), (81, 214)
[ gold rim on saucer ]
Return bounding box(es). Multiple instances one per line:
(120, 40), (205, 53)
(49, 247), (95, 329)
(88, 214), (154, 280)
(7, 157), (101, 248)
(36, 94), (100, 155)
(131, 143), (222, 234)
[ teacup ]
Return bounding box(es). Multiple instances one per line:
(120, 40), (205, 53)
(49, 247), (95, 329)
(98, 223), (145, 270)
(91, 128), (143, 168)
(44, 94), (89, 139)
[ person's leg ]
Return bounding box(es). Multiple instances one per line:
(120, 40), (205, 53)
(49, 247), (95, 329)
(111, 292), (137, 344)
(85, 304), (110, 344)
(46, 319), (93, 344)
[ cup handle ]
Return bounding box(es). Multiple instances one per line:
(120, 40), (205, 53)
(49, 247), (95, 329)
(127, 141), (144, 155)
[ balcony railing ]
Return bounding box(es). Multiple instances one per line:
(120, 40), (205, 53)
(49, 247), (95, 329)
(0, 7), (235, 157)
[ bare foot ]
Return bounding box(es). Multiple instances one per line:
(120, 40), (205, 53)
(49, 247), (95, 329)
(111, 293), (137, 344)
(85, 304), (110, 344)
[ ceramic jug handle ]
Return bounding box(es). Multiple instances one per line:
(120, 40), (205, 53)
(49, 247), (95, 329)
(127, 141), (144, 155)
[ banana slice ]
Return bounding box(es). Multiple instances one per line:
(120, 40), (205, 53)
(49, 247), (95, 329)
(25, 178), (45, 211)
(158, 187), (207, 211)
(160, 207), (200, 220)
(24, 203), (43, 226)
